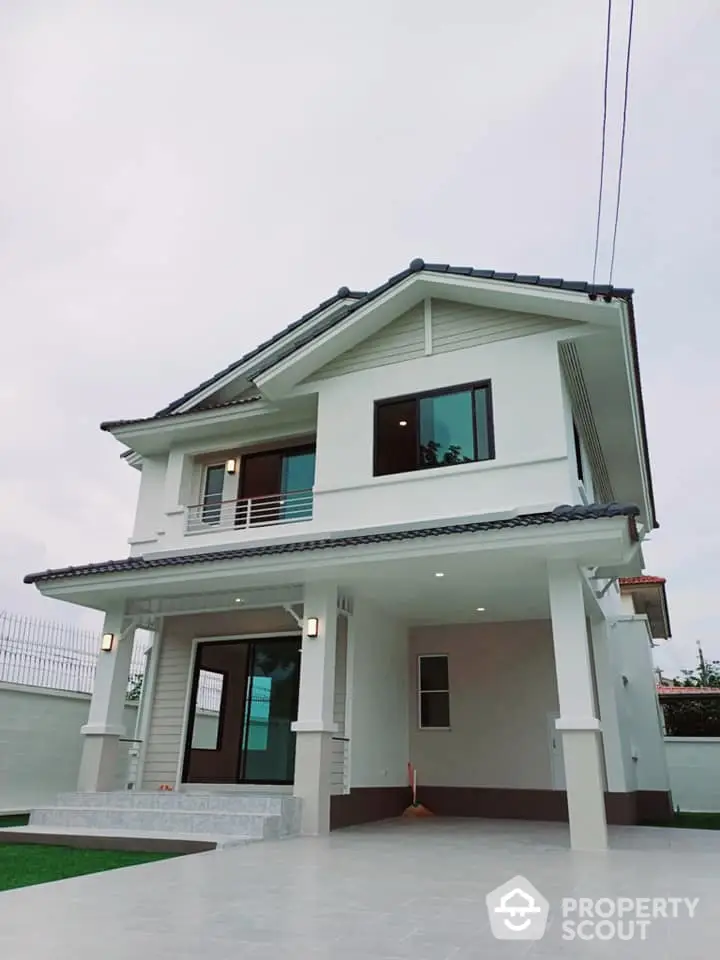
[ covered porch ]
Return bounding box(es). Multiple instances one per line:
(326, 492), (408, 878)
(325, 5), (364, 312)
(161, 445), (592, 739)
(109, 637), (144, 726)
(25, 505), (669, 851)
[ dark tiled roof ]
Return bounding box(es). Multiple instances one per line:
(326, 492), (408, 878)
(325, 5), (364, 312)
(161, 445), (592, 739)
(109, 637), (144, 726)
(101, 395), (264, 432)
(153, 288), (367, 417)
(24, 502), (638, 585)
(148, 259), (633, 419)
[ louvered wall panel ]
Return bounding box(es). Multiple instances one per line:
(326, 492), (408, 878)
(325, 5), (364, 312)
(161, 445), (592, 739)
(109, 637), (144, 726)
(140, 628), (192, 790)
(559, 341), (614, 502)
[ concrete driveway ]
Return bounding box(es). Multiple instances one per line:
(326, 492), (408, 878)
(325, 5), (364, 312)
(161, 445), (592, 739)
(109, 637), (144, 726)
(0, 818), (716, 958)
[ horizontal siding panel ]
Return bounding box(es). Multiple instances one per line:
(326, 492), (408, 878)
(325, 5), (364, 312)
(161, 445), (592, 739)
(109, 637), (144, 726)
(431, 299), (572, 354)
(330, 617), (349, 796)
(140, 630), (193, 790)
(313, 303), (425, 380)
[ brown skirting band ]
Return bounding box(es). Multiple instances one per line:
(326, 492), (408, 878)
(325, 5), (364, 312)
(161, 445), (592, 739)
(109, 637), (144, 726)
(330, 787), (409, 830)
(330, 786), (673, 830)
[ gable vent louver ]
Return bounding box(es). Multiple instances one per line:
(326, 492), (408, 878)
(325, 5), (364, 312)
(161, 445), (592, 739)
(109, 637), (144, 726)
(559, 341), (614, 503)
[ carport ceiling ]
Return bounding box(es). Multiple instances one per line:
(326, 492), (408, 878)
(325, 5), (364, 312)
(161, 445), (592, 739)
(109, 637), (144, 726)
(341, 552), (551, 625)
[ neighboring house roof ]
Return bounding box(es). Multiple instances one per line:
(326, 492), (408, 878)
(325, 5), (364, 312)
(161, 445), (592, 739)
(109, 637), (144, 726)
(657, 686), (720, 696)
(620, 575), (666, 586)
(619, 573), (671, 640)
(23, 502), (639, 585)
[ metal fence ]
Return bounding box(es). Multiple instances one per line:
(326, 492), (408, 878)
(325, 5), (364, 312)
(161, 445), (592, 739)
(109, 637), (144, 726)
(0, 611), (221, 712)
(0, 611), (148, 697)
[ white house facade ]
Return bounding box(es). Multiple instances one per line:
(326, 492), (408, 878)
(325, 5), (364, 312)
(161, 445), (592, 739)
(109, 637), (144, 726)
(25, 259), (672, 851)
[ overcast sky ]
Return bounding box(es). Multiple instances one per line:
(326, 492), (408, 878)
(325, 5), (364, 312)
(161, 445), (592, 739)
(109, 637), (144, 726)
(1, 1), (717, 674)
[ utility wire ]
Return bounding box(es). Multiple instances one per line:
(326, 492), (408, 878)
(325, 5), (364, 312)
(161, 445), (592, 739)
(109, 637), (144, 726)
(608, 0), (635, 286)
(592, 0), (613, 286)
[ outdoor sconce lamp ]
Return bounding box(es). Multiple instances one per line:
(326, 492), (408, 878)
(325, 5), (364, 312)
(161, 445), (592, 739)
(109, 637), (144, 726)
(226, 458), (238, 474)
(306, 617), (319, 639)
(101, 633), (115, 653)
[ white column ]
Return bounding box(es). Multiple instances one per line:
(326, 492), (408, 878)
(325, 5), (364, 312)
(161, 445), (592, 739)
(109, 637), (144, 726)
(548, 562), (608, 851)
(292, 582), (338, 834)
(78, 608), (135, 792)
(591, 617), (630, 796)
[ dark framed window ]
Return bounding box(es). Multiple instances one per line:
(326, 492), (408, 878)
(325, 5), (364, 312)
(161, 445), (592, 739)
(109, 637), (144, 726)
(418, 655), (450, 729)
(374, 381), (494, 477)
(201, 464), (225, 523)
(237, 445), (316, 527)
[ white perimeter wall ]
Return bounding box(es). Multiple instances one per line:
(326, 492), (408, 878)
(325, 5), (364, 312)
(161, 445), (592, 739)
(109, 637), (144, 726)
(665, 739), (720, 812)
(408, 621), (560, 790)
(609, 617), (671, 793)
(348, 601), (409, 789)
(0, 683), (137, 812)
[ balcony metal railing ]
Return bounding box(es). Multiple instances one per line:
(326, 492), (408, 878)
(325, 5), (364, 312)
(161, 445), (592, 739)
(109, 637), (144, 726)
(185, 489), (314, 535)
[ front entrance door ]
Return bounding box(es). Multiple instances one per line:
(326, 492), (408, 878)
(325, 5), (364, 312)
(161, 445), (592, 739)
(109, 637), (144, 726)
(183, 637), (301, 785)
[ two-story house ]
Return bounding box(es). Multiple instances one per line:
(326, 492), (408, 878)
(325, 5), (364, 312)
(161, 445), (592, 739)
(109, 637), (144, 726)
(24, 259), (672, 851)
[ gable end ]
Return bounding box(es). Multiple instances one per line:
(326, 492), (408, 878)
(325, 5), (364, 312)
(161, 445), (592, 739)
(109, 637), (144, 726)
(431, 299), (574, 354)
(310, 302), (425, 380)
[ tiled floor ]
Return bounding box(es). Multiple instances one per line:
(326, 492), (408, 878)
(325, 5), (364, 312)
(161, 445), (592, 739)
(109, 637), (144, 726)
(0, 818), (717, 958)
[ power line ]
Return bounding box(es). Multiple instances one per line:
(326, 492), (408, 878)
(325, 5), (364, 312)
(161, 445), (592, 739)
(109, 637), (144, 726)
(608, 0), (636, 286)
(592, 0), (613, 286)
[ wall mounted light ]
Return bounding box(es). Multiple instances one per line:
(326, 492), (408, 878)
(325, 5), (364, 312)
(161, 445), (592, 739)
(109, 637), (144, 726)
(226, 458), (238, 474)
(398, 420), (408, 427)
(306, 617), (319, 639)
(101, 633), (115, 653)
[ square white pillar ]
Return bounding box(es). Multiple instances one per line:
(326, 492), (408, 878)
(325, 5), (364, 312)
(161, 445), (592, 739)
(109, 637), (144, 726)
(78, 608), (135, 792)
(292, 582), (339, 834)
(548, 562), (608, 851)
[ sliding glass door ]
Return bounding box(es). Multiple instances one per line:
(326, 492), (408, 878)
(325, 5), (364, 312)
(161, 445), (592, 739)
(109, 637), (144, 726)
(183, 636), (301, 785)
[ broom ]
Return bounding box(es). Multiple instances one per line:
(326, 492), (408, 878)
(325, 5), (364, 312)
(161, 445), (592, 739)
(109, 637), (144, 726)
(402, 762), (433, 817)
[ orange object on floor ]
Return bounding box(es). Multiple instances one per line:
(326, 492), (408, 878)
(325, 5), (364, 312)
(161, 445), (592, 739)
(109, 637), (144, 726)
(402, 763), (434, 817)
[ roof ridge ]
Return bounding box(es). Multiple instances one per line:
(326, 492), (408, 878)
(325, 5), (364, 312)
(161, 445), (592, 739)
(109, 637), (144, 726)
(117, 259), (635, 427)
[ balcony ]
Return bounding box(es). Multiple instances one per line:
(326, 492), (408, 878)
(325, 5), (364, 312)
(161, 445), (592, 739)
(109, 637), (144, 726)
(185, 489), (314, 535)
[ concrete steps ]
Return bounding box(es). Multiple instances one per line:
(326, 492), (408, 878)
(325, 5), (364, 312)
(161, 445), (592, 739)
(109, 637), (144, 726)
(10, 791), (302, 848)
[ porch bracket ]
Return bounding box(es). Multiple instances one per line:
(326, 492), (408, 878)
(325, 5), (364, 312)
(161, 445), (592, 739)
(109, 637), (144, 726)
(282, 604), (303, 627)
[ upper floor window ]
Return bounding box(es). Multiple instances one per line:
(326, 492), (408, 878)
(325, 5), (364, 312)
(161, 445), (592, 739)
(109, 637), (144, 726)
(374, 381), (494, 477)
(202, 464), (226, 524)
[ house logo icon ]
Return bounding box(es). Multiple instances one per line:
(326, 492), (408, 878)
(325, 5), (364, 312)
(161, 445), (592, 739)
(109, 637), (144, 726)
(485, 875), (550, 940)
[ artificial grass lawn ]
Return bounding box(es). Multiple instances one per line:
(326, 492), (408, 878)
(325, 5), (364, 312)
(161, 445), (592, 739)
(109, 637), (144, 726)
(0, 815), (30, 828)
(669, 812), (720, 830)
(0, 840), (177, 892)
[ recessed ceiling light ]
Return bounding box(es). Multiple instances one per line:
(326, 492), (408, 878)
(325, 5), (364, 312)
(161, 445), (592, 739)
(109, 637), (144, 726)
(435, 572), (445, 578)
(398, 420), (408, 427)
(234, 598), (245, 604)
(476, 607), (486, 612)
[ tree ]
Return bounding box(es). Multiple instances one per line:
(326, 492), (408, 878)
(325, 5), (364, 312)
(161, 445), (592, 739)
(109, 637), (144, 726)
(670, 643), (720, 688)
(126, 673), (144, 701)
(420, 440), (473, 468)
